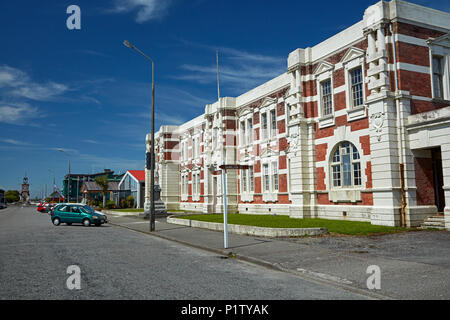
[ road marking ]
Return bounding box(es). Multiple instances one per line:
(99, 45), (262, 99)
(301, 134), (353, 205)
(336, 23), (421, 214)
(296, 268), (353, 285)
(122, 221), (160, 225)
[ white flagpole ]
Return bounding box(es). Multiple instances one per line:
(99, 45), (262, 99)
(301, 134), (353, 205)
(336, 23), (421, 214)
(217, 50), (228, 249)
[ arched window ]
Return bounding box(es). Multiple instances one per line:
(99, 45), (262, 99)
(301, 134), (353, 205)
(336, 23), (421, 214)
(330, 142), (362, 188)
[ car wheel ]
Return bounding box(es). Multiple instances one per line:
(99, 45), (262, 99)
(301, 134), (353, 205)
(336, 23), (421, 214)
(82, 219), (90, 227)
(53, 218), (61, 226)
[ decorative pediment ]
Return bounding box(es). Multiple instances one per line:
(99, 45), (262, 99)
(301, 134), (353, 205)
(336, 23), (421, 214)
(427, 34), (450, 48)
(260, 145), (279, 158)
(341, 47), (365, 64)
(260, 97), (277, 110)
(238, 106), (253, 118)
(313, 61), (334, 76)
(241, 150), (253, 162)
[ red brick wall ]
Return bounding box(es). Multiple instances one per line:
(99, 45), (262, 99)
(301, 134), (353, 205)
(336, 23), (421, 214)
(415, 157), (435, 206)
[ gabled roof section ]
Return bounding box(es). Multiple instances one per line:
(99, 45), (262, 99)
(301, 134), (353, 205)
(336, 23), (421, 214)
(128, 170), (145, 182)
(313, 61), (334, 76)
(427, 34), (450, 48)
(259, 97), (277, 109)
(340, 47), (365, 64)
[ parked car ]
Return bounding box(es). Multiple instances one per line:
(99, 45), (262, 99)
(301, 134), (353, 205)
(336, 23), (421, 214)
(37, 202), (49, 213)
(50, 204), (108, 227)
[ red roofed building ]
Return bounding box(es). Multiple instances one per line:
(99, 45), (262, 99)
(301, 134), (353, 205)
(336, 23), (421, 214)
(117, 170), (146, 208)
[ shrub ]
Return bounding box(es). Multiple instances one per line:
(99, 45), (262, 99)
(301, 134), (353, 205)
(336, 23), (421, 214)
(126, 195), (135, 208)
(120, 198), (127, 209)
(106, 200), (116, 209)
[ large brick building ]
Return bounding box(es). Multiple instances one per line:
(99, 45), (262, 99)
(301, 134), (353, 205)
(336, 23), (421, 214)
(147, 0), (450, 230)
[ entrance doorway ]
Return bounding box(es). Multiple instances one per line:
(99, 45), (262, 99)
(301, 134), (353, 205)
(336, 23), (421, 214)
(431, 148), (445, 213)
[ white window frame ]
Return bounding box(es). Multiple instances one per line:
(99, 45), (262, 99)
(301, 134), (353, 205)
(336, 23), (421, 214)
(259, 103), (277, 142)
(330, 142), (362, 190)
(240, 164), (255, 203)
(261, 160), (279, 202)
(314, 62), (335, 128)
(427, 35), (450, 101)
(342, 48), (367, 121)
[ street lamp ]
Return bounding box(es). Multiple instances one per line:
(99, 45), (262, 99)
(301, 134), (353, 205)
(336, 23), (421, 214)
(58, 149), (71, 203)
(123, 40), (156, 232)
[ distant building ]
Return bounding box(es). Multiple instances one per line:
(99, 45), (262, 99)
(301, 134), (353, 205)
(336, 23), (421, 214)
(0, 189), (5, 207)
(20, 176), (30, 203)
(80, 181), (119, 205)
(150, 0), (450, 230)
(116, 170), (145, 208)
(62, 169), (124, 203)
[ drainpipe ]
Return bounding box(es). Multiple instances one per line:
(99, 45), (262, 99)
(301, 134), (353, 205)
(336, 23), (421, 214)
(390, 23), (407, 228)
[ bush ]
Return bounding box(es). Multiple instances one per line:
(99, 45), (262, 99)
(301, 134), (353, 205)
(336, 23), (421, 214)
(126, 195), (135, 208)
(120, 198), (127, 209)
(106, 200), (116, 209)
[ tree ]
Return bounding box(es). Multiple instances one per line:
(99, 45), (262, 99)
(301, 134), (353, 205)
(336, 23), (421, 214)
(94, 175), (110, 208)
(5, 190), (20, 203)
(126, 195), (135, 209)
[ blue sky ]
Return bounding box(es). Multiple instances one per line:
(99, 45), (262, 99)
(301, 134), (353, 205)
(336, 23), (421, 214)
(0, 0), (448, 197)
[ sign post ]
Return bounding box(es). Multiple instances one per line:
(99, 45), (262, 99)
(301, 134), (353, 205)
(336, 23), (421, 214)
(219, 164), (250, 249)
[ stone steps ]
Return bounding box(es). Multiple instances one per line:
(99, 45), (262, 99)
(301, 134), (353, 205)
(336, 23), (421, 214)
(419, 215), (445, 230)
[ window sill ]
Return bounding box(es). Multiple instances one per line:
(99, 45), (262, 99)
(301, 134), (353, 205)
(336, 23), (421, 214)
(347, 105), (367, 122)
(262, 192), (278, 203)
(432, 98), (450, 104)
(318, 115), (335, 129)
(241, 193), (254, 202)
(329, 189), (362, 203)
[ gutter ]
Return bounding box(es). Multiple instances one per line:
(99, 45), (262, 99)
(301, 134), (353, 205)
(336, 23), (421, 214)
(390, 23), (407, 228)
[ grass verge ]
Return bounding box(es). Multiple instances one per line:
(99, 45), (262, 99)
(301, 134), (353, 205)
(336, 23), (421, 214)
(110, 208), (144, 213)
(177, 214), (408, 236)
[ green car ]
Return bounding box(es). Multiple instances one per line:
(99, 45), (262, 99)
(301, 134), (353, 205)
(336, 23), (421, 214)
(51, 204), (108, 227)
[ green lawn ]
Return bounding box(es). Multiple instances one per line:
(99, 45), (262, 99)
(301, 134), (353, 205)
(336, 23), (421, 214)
(178, 214), (408, 236)
(110, 208), (144, 212)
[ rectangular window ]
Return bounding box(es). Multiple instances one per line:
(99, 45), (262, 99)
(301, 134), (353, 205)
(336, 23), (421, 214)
(242, 170), (247, 192)
(192, 139), (196, 159)
(263, 164), (269, 192)
(262, 113), (268, 140)
(249, 165), (254, 192)
(332, 165), (341, 187)
(350, 67), (364, 107)
(270, 109), (277, 138)
(321, 80), (333, 116)
(353, 163), (361, 186)
(240, 121), (246, 146)
(433, 56), (444, 99)
(272, 162), (278, 191)
(342, 153), (352, 187)
(247, 118), (253, 145)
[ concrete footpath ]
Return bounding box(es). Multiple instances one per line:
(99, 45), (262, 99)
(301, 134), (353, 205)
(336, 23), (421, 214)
(107, 213), (450, 300)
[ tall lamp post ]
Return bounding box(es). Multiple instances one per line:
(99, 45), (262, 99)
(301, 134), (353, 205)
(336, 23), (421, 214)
(123, 40), (156, 232)
(58, 149), (71, 203)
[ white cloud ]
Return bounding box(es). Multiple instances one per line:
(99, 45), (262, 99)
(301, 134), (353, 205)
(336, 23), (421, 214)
(110, 0), (172, 23)
(0, 65), (69, 102)
(11, 82), (69, 101)
(0, 103), (44, 125)
(170, 42), (285, 93)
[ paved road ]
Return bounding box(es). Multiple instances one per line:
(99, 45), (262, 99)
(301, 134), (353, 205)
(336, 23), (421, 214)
(0, 206), (371, 300)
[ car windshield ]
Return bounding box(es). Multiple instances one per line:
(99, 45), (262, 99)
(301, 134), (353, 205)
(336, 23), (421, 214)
(80, 206), (95, 214)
